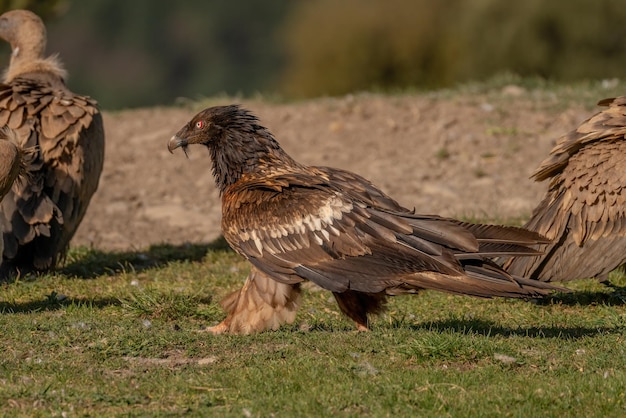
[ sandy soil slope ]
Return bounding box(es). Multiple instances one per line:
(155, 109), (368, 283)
(72, 90), (595, 252)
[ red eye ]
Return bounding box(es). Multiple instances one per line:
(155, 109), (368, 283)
(195, 120), (204, 129)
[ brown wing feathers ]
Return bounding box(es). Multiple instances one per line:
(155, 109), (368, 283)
(226, 177), (553, 297)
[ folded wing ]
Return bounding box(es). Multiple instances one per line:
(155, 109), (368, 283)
(223, 170), (558, 297)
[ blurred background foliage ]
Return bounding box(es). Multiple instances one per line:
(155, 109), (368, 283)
(0, 0), (624, 109)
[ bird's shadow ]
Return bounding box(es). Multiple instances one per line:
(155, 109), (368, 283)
(302, 317), (619, 339)
(0, 237), (231, 314)
(34, 236), (231, 280)
(539, 282), (626, 307)
(391, 283), (626, 339)
(403, 318), (619, 339)
(0, 295), (122, 314)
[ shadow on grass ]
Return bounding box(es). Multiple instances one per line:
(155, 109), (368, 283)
(0, 236), (233, 284)
(60, 236), (232, 279)
(404, 318), (622, 339)
(0, 295), (122, 314)
(0, 290), (215, 315)
(538, 282), (626, 307)
(301, 317), (622, 339)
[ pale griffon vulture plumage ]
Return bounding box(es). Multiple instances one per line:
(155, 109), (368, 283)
(505, 96), (626, 282)
(0, 9), (104, 272)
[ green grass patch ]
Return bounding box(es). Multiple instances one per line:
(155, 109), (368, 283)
(1, 238), (626, 416)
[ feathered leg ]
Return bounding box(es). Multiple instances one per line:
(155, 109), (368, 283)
(333, 290), (388, 331)
(208, 267), (302, 335)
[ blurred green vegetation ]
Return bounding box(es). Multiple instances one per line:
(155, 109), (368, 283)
(281, 0), (626, 97)
(0, 0), (67, 19)
(281, 0), (463, 97)
(39, 0), (292, 109)
(0, 0), (624, 109)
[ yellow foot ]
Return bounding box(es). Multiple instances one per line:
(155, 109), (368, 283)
(205, 320), (230, 335)
(356, 323), (369, 332)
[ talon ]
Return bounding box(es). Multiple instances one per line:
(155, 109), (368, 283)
(356, 323), (369, 332)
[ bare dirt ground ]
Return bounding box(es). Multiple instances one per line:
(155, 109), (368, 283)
(72, 89), (597, 252)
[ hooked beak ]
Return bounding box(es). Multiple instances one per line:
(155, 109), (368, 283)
(168, 135), (189, 157)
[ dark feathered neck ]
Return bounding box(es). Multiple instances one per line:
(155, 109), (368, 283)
(208, 113), (301, 193)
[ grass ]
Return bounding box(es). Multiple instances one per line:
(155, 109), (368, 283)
(435, 147), (451, 160)
(1, 239), (626, 417)
(432, 72), (624, 112)
(187, 72), (625, 114)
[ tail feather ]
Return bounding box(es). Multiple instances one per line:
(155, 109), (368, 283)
(452, 221), (551, 245)
(456, 242), (544, 259)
